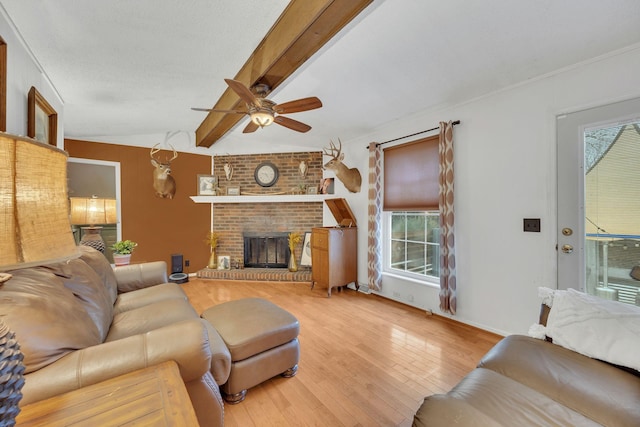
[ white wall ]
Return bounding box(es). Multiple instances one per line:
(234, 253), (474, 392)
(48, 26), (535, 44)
(329, 43), (640, 336)
(0, 10), (64, 147)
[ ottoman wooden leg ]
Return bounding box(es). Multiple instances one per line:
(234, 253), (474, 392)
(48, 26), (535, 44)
(224, 389), (247, 405)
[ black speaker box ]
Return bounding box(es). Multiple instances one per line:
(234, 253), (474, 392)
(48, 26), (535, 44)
(171, 254), (183, 273)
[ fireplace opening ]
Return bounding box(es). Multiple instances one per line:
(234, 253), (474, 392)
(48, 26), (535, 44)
(243, 232), (290, 268)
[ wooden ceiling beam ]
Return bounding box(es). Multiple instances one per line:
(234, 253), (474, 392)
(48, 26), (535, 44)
(195, 0), (373, 148)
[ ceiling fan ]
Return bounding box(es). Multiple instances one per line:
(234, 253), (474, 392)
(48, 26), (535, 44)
(192, 79), (322, 133)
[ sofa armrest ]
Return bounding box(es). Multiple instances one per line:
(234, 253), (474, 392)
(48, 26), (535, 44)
(202, 319), (232, 385)
(114, 261), (169, 293)
(21, 319), (211, 405)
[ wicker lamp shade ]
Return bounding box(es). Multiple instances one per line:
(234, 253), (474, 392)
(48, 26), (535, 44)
(0, 133), (79, 271)
(0, 319), (24, 426)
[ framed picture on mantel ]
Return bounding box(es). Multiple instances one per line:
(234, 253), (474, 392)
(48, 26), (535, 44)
(300, 232), (312, 266)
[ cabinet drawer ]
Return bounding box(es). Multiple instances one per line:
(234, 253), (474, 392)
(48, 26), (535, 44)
(312, 231), (328, 250)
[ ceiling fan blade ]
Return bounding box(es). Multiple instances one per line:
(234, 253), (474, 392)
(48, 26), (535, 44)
(191, 107), (245, 113)
(243, 121), (260, 133)
(225, 78), (260, 107)
(274, 97), (322, 114)
(274, 116), (312, 133)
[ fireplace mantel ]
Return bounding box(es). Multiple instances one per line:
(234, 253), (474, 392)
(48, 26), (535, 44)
(190, 195), (328, 204)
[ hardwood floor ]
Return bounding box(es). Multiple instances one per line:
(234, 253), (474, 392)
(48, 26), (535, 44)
(181, 279), (501, 427)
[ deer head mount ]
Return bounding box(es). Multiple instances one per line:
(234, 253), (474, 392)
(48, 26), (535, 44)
(150, 144), (178, 199)
(323, 139), (362, 193)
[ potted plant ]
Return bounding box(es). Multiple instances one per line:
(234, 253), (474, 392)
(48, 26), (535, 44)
(110, 240), (137, 266)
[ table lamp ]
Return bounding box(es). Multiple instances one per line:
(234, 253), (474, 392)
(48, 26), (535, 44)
(0, 133), (80, 425)
(69, 197), (117, 253)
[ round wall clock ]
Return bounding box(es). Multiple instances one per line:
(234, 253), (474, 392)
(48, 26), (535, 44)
(254, 162), (279, 187)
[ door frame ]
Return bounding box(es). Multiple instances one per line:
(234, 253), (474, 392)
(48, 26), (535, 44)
(556, 97), (640, 291)
(67, 157), (122, 243)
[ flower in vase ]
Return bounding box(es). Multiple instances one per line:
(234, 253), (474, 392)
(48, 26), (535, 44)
(205, 231), (219, 249)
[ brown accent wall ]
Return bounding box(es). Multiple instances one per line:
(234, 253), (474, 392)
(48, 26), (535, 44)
(211, 152), (324, 265)
(65, 139), (211, 273)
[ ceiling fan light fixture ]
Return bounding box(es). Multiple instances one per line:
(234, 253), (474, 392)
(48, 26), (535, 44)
(249, 107), (275, 128)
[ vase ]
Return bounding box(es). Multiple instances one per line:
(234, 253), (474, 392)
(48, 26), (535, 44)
(288, 252), (298, 272)
(207, 249), (217, 269)
(113, 254), (131, 266)
(0, 319), (25, 426)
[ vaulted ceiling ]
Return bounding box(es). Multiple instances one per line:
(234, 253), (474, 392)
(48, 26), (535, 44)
(2, 0), (640, 154)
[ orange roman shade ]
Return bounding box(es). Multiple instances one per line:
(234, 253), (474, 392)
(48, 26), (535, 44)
(383, 135), (439, 211)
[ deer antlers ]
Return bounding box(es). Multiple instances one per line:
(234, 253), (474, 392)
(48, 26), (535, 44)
(150, 143), (178, 163)
(322, 139), (343, 160)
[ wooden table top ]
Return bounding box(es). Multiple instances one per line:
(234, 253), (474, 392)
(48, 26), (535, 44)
(16, 360), (199, 426)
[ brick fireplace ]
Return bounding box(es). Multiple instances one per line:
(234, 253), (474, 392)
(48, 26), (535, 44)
(206, 151), (325, 270)
(211, 202), (323, 268)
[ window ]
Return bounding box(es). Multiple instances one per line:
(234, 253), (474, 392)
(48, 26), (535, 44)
(382, 134), (441, 283)
(387, 211), (440, 281)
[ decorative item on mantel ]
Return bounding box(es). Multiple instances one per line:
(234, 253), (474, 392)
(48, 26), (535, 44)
(223, 154), (234, 181)
(205, 232), (219, 269)
(111, 240), (137, 266)
(288, 232), (302, 272)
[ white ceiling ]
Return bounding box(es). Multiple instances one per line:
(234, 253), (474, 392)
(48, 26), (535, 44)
(2, 0), (640, 154)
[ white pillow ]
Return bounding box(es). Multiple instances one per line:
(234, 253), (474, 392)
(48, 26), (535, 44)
(530, 287), (640, 371)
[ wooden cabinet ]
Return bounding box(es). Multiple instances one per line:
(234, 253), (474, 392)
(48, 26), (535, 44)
(311, 198), (358, 297)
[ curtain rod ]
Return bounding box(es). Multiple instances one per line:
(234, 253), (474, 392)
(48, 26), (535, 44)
(366, 120), (460, 149)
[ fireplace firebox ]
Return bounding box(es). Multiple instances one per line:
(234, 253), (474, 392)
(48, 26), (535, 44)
(243, 232), (290, 268)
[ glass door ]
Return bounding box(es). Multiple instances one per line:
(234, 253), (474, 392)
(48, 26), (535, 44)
(557, 98), (640, 305)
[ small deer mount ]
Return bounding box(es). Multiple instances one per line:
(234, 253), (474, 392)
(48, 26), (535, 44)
(150, 144), (178, 199)
(299, 158), (310, 178)
(223, 155), (234, 181)
(323, 139), (362, 193)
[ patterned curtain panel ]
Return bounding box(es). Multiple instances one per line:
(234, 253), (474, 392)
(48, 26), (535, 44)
(438, 121), (457, 314)
(367, 142), (382, 291)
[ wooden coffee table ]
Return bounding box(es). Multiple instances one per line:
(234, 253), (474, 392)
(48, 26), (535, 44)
(16, 360), (199, 426)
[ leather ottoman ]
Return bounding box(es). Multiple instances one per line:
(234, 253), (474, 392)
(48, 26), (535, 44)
(201, 298), (300, 403)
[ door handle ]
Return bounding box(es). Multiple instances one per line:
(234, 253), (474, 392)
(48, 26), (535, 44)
(561, 244), (573, 254)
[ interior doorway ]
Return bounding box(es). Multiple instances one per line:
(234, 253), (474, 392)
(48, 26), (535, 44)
(67, 158), (122, 263)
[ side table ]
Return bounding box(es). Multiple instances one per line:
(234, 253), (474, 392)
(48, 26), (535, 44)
(16, 360), (198, 426)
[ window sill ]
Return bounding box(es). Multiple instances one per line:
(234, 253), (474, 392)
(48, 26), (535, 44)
(382, 271), (440, 289)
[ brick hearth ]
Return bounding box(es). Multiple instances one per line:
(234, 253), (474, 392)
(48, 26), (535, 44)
(197, 267), (312, 282)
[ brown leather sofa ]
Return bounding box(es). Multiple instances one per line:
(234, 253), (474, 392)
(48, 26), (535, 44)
(1, 246), (230, 427)
(413, 330), (640, 426)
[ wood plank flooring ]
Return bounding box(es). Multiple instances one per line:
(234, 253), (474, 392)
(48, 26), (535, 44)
(181, 279), (501, 427)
